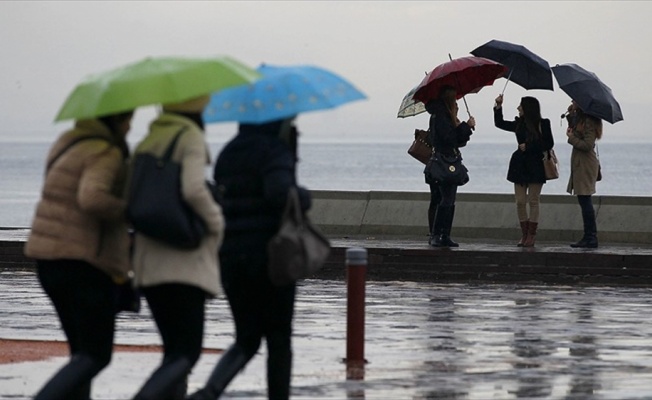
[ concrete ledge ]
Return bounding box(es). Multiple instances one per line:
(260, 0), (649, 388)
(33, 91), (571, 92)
(309, 191), (652, 244)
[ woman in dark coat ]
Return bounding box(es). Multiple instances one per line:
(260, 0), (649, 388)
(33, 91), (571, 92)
(188, 117), (309, 400)
(494, 95), (554, 247)
(565, 100), (602, 248)
(425, 86), (475, 247)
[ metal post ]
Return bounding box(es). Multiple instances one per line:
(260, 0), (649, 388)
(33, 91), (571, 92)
(346, 247), (367, 380)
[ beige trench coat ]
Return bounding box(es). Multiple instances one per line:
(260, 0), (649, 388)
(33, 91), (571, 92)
(130, 113), (224, 297)
(25, 120), (131, 282)
(566, 118), (601, 196)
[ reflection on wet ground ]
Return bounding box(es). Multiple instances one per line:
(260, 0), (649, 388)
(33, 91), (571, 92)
(2, 269), (652, 399)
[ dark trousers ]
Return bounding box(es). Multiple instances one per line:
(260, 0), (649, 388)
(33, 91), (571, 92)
(221, 253), (296, 399)
(577, 195), (597, 236)
(134, 284), (206, 400)
(36, 259), (116, 400)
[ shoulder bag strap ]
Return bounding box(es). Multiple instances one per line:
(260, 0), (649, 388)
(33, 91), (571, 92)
(161, 126), (189, 162)
(46, 134), (112, 172)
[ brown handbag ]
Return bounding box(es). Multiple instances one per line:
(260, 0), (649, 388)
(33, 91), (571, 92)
(543, 149), (559, 180)
(407, 129), (432, 165)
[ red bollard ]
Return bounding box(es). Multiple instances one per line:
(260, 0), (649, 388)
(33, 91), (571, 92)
(345, 247), (367, 380)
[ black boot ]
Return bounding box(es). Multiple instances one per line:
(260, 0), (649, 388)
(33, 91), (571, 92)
(267, 343), (292, 400)
(428, 205), (438, 238)
(187, 345), (252, 400)
(440, 205), (459, 247)
(429, 205), (445, 247)
(570, 210), (598, 248)
(34, 354), (103, 400)
(133, 356), (192, 400)
(431, 206), (458, 247)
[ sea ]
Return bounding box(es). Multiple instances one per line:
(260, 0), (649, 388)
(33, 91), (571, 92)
(2, 140), (651, 228)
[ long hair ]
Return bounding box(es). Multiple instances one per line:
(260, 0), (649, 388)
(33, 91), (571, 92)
(518, 96), (542, 144)
(439, 86), (458, 123)
(576, 108), (603, 140)
(425, 86), (458, 122)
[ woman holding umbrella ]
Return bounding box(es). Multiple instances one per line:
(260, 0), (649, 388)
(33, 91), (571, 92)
(565, 100), (602, 248)
(25, 110), (135, 400)
(130, 95), (225, 400)
(494, 94), (554, 247)
(426, 85), (475, 247)
(188, 117), (309, 400)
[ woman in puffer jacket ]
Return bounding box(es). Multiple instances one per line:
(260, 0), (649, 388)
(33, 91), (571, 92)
(25, 110), (134, 400)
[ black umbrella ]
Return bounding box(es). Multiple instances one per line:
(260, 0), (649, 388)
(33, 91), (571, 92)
(552, 63), (623, 124)
(471, 39), (553, 93)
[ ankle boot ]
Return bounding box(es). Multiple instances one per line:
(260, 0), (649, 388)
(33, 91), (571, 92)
(187, 345), (252, 400)
(523, 222), (537, 247)
(517, 221), (529, 247)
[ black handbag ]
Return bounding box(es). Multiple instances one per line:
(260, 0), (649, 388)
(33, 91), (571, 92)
(127, 127), (206, 249)
(267, 187), (331, 286)
(427, 150), (469, 186)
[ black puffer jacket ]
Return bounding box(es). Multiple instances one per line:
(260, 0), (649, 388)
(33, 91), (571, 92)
(213, 121), (311, 260)
(494, 107), (554, 184)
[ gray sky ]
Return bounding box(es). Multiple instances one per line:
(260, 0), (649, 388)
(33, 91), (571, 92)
(1, 1), (648, 144)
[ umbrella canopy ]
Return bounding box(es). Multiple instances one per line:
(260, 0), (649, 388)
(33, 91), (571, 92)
(397, 84), (426, 118)
(203, 64), (366, 124)
(470, 39), (553, 91)
(412, 56), (507, 105)
(55, 56), (261, 122)
(552, 63), (623, 124)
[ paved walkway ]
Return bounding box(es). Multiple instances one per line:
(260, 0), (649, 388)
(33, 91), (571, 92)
(4, 269), (652, 399)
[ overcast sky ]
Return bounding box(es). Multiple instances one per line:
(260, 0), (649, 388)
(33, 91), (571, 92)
(1, 1), (649, 144)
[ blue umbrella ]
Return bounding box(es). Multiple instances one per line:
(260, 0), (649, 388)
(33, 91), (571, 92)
(552, 63), (623, 124)
(203, 64), (366, 124)
(471, 39), (553, 93)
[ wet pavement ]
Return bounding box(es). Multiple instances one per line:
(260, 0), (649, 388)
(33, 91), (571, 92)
(3, 269), (652, 399)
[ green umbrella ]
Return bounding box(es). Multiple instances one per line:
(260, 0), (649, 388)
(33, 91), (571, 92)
(55, 55), (261, 122)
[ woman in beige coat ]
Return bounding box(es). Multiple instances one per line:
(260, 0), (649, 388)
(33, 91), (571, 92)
(566, 100), (602, 248)
(25, 111), (134, 400)
(130, 95), (224, 400)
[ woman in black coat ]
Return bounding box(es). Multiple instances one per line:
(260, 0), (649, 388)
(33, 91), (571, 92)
(188, 117), (309, 400)
(494, 95), (554, 247)
(425, 86), (475, 247)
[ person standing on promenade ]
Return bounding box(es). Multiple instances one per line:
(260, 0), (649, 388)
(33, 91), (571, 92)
(425, 86), (475, 247)
(493, 94), (554, 247)
(24, 111), (135, 400)
(565, 100), (602, 248)
(130, 96), (225, 400)
(188, 117), (309, 400)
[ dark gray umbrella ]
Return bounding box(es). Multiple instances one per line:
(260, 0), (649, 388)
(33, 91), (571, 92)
(471, 39), (553, 93)
(552, 63), (623, 124)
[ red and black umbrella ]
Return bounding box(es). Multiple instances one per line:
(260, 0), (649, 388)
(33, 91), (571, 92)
(412, 56), (507, 105)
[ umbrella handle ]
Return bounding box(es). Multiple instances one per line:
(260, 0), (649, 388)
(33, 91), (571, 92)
(501, 69), (514, 95)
